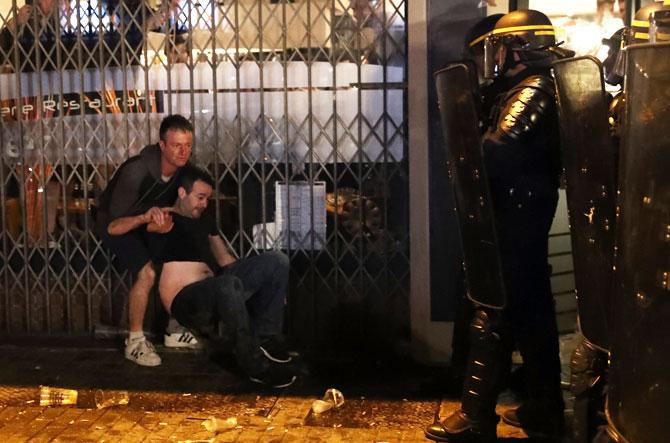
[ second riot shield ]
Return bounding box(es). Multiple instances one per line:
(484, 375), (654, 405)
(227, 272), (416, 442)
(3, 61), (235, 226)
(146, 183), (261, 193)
(434, 63), (506, 309)
(552, 56), (617, 351)
(605, 43), (670, 443)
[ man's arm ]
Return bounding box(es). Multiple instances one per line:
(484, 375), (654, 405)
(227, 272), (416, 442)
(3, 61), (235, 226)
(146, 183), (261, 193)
(106, 158), (147, 221)
(108, 207), (172, 236)
(483, 75), (555, 181)
(208, 235), (236, 267)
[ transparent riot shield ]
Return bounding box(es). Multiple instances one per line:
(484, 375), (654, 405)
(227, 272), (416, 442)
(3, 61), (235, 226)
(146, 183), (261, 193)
(606, 43), (670, 443)
(552, 56), (617, 351)
(434, 64), (505, 309)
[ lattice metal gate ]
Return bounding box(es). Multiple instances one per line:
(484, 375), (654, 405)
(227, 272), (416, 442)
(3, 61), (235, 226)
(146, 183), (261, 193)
(0, 0), (408, 344)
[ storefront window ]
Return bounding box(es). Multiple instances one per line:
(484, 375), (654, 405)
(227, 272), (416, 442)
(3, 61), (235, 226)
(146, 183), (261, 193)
(0, 0), (409, 341)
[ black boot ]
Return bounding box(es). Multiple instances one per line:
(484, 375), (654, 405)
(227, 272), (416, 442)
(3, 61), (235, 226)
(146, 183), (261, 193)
(570, 338), (608, 443)
(425, 410), (498, 442)
(425, 310), (505, 442)
(593, 425), (617, 443)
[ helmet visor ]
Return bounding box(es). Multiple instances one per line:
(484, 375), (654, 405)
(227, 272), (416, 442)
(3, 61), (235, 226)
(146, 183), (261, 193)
(611, 28), (633, 80)
(483, 34), (505, 79)
(612, 49), (626, 81)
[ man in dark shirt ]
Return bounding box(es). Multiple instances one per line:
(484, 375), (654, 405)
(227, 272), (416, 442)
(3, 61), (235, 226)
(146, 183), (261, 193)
(120, 165), (298, 388)
(98, 114), (196, 366)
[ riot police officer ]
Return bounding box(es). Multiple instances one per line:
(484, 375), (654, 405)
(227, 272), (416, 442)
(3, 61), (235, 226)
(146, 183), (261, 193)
(555, 4), (670, 442)
(556, 30), (623, 443)
(426, 9), (568, 441)
(631, 1), (670, 44)
(599, 36), (670, 443)
(446, 13), (505, 394)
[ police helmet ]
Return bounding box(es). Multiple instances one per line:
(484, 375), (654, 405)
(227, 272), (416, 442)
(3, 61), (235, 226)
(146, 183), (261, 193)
(483, 9), (564, 78)
(632, 2), (670, 43)
(491, 9), (556, 49)
(464, 14), (504, 57)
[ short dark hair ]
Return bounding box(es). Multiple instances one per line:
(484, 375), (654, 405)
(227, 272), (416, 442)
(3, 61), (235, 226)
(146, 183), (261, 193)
(179, 165), (215, 194)
(159, 115), (194, 141)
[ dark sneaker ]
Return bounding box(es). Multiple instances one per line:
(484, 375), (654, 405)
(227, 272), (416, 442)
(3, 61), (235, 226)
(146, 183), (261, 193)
(502, 404), (565, 436)
(248, 364), (297, 388)
(425, 410), (498, 442)
(259, 336), (298, 364)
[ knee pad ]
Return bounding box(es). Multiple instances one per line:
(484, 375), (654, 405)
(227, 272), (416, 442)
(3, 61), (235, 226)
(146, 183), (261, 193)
(570, 339), (606, 396)
(470, 309), (502, 345)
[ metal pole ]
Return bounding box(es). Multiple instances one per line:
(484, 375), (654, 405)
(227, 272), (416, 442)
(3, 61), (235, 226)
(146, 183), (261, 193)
(625, 0), (637, 26)
(509, 0), (529, 11)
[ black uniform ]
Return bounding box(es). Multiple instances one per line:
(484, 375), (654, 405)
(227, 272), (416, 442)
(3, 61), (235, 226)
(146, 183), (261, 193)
(483, 67), (562, 411)
(426, 9), (570, 442)
(426, 67), (564, 443)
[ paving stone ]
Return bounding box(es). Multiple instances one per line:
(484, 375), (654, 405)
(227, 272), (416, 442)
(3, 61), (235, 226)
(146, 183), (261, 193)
(48, 407), (107, 439)
(141, 412), (191, 439)
(375, 428), (404, 442)
(27, 408), (86, 442)
(0, 342), (577, 441)
(1, 407), (49, 440)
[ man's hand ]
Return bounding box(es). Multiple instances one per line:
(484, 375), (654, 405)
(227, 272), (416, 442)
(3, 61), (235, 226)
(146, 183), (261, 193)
(147, 214), (174, 233)
(145, 207), (174, 233)
(5, 4), (32, 31)
(108, 206), (173, 236)
(142, 206), (171, 226)
(16, 5), (33, 25)
(208, 235), (236, 268)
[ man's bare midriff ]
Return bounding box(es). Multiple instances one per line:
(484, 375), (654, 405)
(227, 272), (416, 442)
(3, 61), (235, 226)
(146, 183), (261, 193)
(159, 261), (213, 313)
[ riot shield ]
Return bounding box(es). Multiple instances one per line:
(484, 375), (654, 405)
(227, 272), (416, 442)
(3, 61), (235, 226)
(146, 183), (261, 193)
(434, 64), (506, 309)
(606, 43), (670, 443)
(552, 56), (617, 351)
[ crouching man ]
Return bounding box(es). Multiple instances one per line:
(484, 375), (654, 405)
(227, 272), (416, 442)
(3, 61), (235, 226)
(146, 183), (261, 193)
(108, 165), (298, 387)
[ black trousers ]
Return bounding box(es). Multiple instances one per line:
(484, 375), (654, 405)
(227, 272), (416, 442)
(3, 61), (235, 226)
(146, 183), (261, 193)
(495, 190), (563, 407)
(170, 252), (289, 375)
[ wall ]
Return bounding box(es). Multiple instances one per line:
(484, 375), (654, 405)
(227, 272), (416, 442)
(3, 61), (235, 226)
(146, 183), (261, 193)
(426, 0), (485, 323)
(408, 0), (486, 364)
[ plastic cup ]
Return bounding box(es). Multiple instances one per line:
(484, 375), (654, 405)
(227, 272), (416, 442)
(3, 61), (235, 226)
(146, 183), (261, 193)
(311, 388), (345, 414)
(94, 390), (129, 409)
(39, 386), (78, 406)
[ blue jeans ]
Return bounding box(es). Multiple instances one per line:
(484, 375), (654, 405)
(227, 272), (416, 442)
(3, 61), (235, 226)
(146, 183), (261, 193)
(170, 251), (289, 374)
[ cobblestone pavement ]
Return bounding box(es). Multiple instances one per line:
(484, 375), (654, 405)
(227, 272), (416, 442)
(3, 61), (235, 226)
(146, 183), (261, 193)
(0, 338), (575, 442)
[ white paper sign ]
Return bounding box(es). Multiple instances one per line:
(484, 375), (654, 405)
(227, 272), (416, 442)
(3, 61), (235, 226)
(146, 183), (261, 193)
(273, 181), (327, 250)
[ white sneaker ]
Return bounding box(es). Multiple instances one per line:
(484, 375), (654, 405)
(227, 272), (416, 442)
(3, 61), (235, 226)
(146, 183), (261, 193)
(125, 338), (162, 367)
(164, 328), (202, 349)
